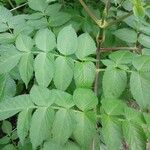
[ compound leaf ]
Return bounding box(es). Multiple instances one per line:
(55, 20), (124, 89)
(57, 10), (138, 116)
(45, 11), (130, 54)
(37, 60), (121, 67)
(73, 88), (98, 111)
(16, 34), (34, 52)
(0, 95), (34, 120)
(74, 62), (95, 88)
(101, 115), (123, 150)
(138, 34), (150, 48)
(73, 111), (96, 148)
(17, 109), (32, 144)
(35, 28), (56, 52)
(113, 28), (137, 43)
(0, 6), (12, 23)
(0, 74), (16, 101)
(34, 53), (54, 87)
(28, 0), (48, 13)
(30, 85), (54, 106)
(130, 71), (150, 109)
(75, 33), (96, 60)
(109, 51), (133, 65)
(102, 68), (127, 99)
(57, 25), (78, 55)
(30, 107), (55, 149)
(0, 45), (21, 74)
(54, 56), (74, 91)
(51, 89), (74, 108)
(51, 109), (75, 145)
(19, 53), (34, 87)
(123, 121), (146, 150)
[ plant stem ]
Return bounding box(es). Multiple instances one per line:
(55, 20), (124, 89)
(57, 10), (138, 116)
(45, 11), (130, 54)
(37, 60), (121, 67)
(97, 69), (133, 73)
(106, 11), (133, 27)
(96, 69), (105, 72)
(78, 0), (99, 26)
(94, 0), (110, 96)
(94, 35), (101, 96)
(10, 2), (28, 12)
(93, 1), (110, 149)
(100, 47), (140, 52)
(8, 0), (15, 9)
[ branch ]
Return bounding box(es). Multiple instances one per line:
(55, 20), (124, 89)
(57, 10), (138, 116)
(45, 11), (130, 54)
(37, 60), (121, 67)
(106, 3), (149, 28)
(10, 2), (28, 12)
(106, 11), (133, 28)
(100, 47), (139, 52)
(8, 0), (15, 9)
(78, 0), (99, 26)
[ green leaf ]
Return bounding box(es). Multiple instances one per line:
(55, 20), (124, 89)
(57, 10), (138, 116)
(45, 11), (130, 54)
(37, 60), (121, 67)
(140, 25), (150, 36)
(130, 71), (150, 109)
(16, 34), (34, 52)
(143, 113), (150, 139)
(51, 89), (74, 108)
(132, 55), (150, 72)
(130, 56), (150, 109)
(64, 142), (80, 150)
(0, 33), (15, 44)
(0, 23), (8, 33)
(124, 107), (144, 124)
(51, 109), (75, 145)
(35, 28), (56, 52)
(28, 0), (48, 13)
(0, 95), (34, 120)
(75, 33), (96, 60)
(2, 144), (16, 150)
(113, 28), (137, 43)
(74, 61), (95, 88)
(2, 120), (12, 136)
(133, 4), (145, 18)
(138, 34), (150, 48)
(101, 99), (125, 116)
(0, 74), (16, 101)
(0, 45), (21, 74)
(14, 23), (34, 36)
(27, 18), (48, 30)
(0, 6), (12, 23)
(15, 0), (26, 5)
(34, 53), (54, 87)
(101, 115), (123, 150)
(102, 68), (127, 98)
(11, 130), (18, 141)
(46, 0), (57, 2)
(49, 12), (71, 27)
(30, 85), (54, 106)
(7, 15), (26, 29)
(19, 53), (34, 87)
(73, 112), (96, 148)
(0, 136), (10, 145)
(122, 121), (146, 150)
(30, 107), (54, 149)
(142, 48), (150, 55)
(43, 141), (62, 150)
(73, 88), (98, 111)
(54, 56), (74, 91)
(109, 51), (133, 65)
(45, 3), (61, 16)
(17, 109), (32, 145)
(144, 113), (150, 125)
(101, 59), (116, 67)
(18, 141), (32, 150)
(57, 25), (78, 55)
(26, 12), (43, 20)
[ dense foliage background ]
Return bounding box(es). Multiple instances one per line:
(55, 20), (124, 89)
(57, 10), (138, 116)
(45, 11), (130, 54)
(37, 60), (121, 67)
(0, 0), (150, 150)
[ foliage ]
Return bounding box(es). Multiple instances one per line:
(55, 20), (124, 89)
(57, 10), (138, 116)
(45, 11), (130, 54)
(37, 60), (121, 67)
(0, 0), (150, 150)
